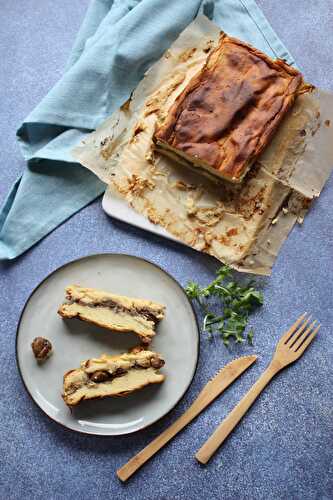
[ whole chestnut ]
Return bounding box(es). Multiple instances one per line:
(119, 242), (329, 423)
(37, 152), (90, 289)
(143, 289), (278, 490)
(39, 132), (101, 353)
(31, 337), (52, 361)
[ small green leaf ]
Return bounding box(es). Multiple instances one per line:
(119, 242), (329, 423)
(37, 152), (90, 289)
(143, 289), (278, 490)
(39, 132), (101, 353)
(185, 281), (201, 300)
(247, 329), (254, 346)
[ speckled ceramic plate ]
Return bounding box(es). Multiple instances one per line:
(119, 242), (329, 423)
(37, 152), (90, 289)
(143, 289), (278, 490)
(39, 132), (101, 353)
(16, 254), (199, 436)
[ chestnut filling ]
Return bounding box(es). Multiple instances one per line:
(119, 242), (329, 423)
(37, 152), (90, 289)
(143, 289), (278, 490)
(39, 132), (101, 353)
(67, 297), (161, 324)
(65, 355), (165, 396)
(88, 357), (165, 384)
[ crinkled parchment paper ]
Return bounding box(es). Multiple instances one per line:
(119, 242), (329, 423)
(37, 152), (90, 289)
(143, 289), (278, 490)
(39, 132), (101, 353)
(73, 15), (333, 275)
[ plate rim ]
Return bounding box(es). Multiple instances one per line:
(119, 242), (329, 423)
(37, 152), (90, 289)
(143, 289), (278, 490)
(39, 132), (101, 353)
(15, 252), (200, 437)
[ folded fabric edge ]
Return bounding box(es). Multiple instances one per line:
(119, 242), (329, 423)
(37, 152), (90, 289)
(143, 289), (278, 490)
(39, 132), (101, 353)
(16, 124), (93, 164)
(239, 0), (295, 65)
(0, 162), (105, 260)
(65, 0), (114, 70)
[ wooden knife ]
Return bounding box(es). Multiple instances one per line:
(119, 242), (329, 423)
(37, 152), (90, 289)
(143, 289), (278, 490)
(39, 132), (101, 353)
(117, 355), (257, 481)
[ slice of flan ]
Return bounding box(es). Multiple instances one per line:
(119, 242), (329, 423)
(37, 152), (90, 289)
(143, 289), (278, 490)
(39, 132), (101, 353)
(63, 347), (165, 406)
(58, 285), (165, 344)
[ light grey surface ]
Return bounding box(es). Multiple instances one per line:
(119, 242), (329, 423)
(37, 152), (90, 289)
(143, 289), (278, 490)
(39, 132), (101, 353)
(17, 254), (198, 435)
(1, 1), (333, 500)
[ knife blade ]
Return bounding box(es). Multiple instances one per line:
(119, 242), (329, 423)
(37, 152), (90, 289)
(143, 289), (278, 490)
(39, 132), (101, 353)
(117, 355), (257, 482)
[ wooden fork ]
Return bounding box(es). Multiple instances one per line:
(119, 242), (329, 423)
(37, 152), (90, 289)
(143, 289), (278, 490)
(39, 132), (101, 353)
(196, 313), (320, 464)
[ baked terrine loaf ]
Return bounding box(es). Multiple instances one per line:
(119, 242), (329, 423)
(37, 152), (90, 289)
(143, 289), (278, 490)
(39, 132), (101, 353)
(63, 347), (165, 406)
(58, 285), (165, 344)
(155, 33), (312, 183)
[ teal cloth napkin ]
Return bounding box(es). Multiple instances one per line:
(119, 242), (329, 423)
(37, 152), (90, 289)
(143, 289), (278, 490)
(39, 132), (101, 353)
(0, 0), (294, 260)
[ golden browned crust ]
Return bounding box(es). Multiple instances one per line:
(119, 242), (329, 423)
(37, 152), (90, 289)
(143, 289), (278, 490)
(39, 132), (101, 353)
(155, 33), (312, 183)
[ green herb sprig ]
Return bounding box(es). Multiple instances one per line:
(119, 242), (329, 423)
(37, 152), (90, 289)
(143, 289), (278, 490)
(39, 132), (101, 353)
(185, 265), (263, 346)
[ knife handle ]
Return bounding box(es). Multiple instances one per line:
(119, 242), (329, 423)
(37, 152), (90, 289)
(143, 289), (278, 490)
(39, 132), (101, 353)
(117, 356), (256, 481)
(195, 365), (278, 464)
(117, 398), (204, 482)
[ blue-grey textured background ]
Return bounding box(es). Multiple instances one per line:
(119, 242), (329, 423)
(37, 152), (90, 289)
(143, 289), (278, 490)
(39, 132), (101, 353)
(0, 1), (332, 499)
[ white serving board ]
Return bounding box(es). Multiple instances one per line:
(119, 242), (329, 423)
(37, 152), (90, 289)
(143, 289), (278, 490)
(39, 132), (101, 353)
(102, 187), (181, 244)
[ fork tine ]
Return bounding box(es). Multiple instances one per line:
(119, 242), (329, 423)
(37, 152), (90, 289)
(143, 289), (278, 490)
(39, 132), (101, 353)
(281, 313), (308, 345)
(288, 317), (314, 347)
(291, 320), (317, 350)
(294, 324), (320, 355)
